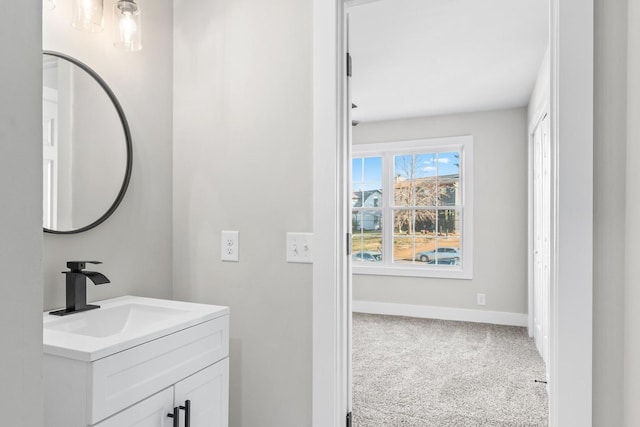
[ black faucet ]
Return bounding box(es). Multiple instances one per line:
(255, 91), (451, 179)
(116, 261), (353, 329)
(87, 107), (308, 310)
(49, 261), (111, 316)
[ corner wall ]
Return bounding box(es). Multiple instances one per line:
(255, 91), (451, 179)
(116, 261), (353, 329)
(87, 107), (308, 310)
(625, 0), (640, 425)
(0, 1), (43, 425)
(352, 108), (528, 316)
(42, 0), (174, 309)
(173, 0), (313, 426)
(593, 0), (627, 424)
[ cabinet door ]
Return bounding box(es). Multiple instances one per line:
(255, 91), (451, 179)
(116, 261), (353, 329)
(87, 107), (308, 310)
(93, 388), (174, 427)
(174, 359), (229, 427)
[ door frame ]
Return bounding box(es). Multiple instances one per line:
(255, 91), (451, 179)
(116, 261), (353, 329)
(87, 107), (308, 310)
(312, 0), (593, 426)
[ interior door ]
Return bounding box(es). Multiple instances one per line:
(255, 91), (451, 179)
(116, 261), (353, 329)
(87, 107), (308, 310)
(532, 113), (550, 367)
(174, 359), (229, 427)
(540, 113), (551, 367)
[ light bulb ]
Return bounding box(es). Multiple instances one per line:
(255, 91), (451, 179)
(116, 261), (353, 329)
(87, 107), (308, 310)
(119, 12), (137, 46)
(114, 0), (142, 51)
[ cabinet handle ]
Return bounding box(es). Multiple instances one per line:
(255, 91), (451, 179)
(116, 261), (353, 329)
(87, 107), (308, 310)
(167, 406), (179, 427)
(180, 400), (191, 427)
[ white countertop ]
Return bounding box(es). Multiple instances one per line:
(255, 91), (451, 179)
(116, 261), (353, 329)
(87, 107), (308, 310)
(43, 295), (229, 362)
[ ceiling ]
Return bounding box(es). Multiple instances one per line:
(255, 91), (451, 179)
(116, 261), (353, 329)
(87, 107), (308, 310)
(348, 0), (549, 123)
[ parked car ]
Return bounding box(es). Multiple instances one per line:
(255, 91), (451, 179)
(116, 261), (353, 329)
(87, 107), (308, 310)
(352, 251), (382, 262)
(416, 247), (460, 263)
(427, 256), (460, 266)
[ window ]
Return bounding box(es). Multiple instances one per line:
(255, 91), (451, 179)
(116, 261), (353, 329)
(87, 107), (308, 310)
(351, 136), (473, 279)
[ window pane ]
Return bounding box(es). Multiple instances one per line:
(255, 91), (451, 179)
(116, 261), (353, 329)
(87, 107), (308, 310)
(438, 151), (460, 206)
(352, 158), (363, 183)
(362, 190), (382, 208)
(393, 209), (413, 235)
(415, 209), (436, 234)
(351, 186), (363, 208)
(353, 210), (382, 263)
(361, 210), (382, 233)
(394, 155), (414, 206)
(437, 208), (460, 236)
(393, 236), (414, 264)
(415, 235), (436, 263)
(363, 157), (382, 182)
(353, 157), (382, 208)
(352, 211), (362, 234)
(352, 235), (364, 257)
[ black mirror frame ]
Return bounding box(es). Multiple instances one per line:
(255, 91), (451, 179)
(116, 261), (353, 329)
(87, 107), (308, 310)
(43, 51), (133, 235)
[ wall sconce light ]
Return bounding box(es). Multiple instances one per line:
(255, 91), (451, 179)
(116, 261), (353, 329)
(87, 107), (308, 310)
(113, 0), (142, 52)
(72, 0), (104, 32)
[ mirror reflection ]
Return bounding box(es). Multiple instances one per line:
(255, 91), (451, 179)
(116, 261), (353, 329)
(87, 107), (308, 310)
(42, 52), (131, 233)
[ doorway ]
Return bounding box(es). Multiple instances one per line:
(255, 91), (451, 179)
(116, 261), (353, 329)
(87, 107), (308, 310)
(347, 0), (549, 423)
(312, 1), (593, 426)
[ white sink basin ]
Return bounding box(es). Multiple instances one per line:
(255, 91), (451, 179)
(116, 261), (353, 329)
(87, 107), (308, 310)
(43, 296), (229, 361)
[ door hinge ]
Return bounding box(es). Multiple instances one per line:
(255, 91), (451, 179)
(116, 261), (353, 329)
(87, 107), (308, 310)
(346, 412), (352, 427)
(346, 53), (352, 77)
(346, 233), (352, 256)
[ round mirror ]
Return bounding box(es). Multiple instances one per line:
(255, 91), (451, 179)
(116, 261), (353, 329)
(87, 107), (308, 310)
(42, 51), (132, 234)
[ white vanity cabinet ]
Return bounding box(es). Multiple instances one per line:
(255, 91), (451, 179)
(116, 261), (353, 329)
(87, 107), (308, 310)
(43, 296), (229, 427)
(94, 360), (229, 427)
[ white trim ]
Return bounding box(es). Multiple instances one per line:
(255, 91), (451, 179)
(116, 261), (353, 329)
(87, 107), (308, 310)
(353, 301), (528, 327)
(312, 0), (348, 426)
(352, 135), (470, 154)
(548, 1), (593, 426)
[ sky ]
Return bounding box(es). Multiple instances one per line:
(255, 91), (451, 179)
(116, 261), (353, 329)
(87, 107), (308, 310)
(352, 152), (460, 191)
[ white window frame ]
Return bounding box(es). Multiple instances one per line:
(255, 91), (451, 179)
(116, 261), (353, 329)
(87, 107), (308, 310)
(352, 135), (473, 279)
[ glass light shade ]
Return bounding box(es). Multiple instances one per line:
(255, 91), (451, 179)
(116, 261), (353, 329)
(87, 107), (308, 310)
(45, 0), (56, 11)
(113, 0), (142, 52)
(72, 0), (104, 32)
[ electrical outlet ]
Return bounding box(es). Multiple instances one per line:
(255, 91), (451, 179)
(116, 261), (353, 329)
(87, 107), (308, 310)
(221, 230), (239, 262)
(477, 293), (486, 306)
(286, 232), (313, 263)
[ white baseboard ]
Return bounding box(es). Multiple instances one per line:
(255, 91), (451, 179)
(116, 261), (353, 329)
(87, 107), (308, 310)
(353, 300), (528, 327)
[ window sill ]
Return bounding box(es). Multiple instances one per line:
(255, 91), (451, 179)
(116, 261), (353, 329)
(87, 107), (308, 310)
(352, 264), (472, 280)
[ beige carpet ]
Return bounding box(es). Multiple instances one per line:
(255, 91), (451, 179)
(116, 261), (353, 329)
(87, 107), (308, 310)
(352, 313), (548, 427)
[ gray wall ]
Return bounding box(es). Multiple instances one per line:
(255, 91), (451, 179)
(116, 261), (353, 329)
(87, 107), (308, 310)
(42, 0), (174, 309)
(173, 0), (313, 426)
(594, 0), (627, 424)
(0, 1), (43, 426)
(626, 0), (640, 425)
(352, 108), (528, 314)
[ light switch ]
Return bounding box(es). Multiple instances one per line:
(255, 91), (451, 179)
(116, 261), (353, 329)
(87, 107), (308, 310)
(286, 232), (313, 263)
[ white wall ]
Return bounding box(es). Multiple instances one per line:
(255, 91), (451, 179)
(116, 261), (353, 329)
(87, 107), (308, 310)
(42, 0), (174, 309)
(173, 0), (313, 426)
(352, 108), (528, 315)
(0, 1), (43, 425)
(594, 0), (627, 424)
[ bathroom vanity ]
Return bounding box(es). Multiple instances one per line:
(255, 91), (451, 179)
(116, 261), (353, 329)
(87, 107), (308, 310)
(43, 296), (229, 427)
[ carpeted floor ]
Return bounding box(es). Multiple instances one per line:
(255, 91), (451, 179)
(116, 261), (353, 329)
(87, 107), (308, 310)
(352, 313), (548, 427)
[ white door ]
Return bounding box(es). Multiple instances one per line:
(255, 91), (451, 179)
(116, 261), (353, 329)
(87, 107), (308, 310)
(532, 113), (550, 367)
(94, 388), (174, 427)
(174, 359), (229, 427)
(42, 86), (58, 229)
(540, 114), (551, 367)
